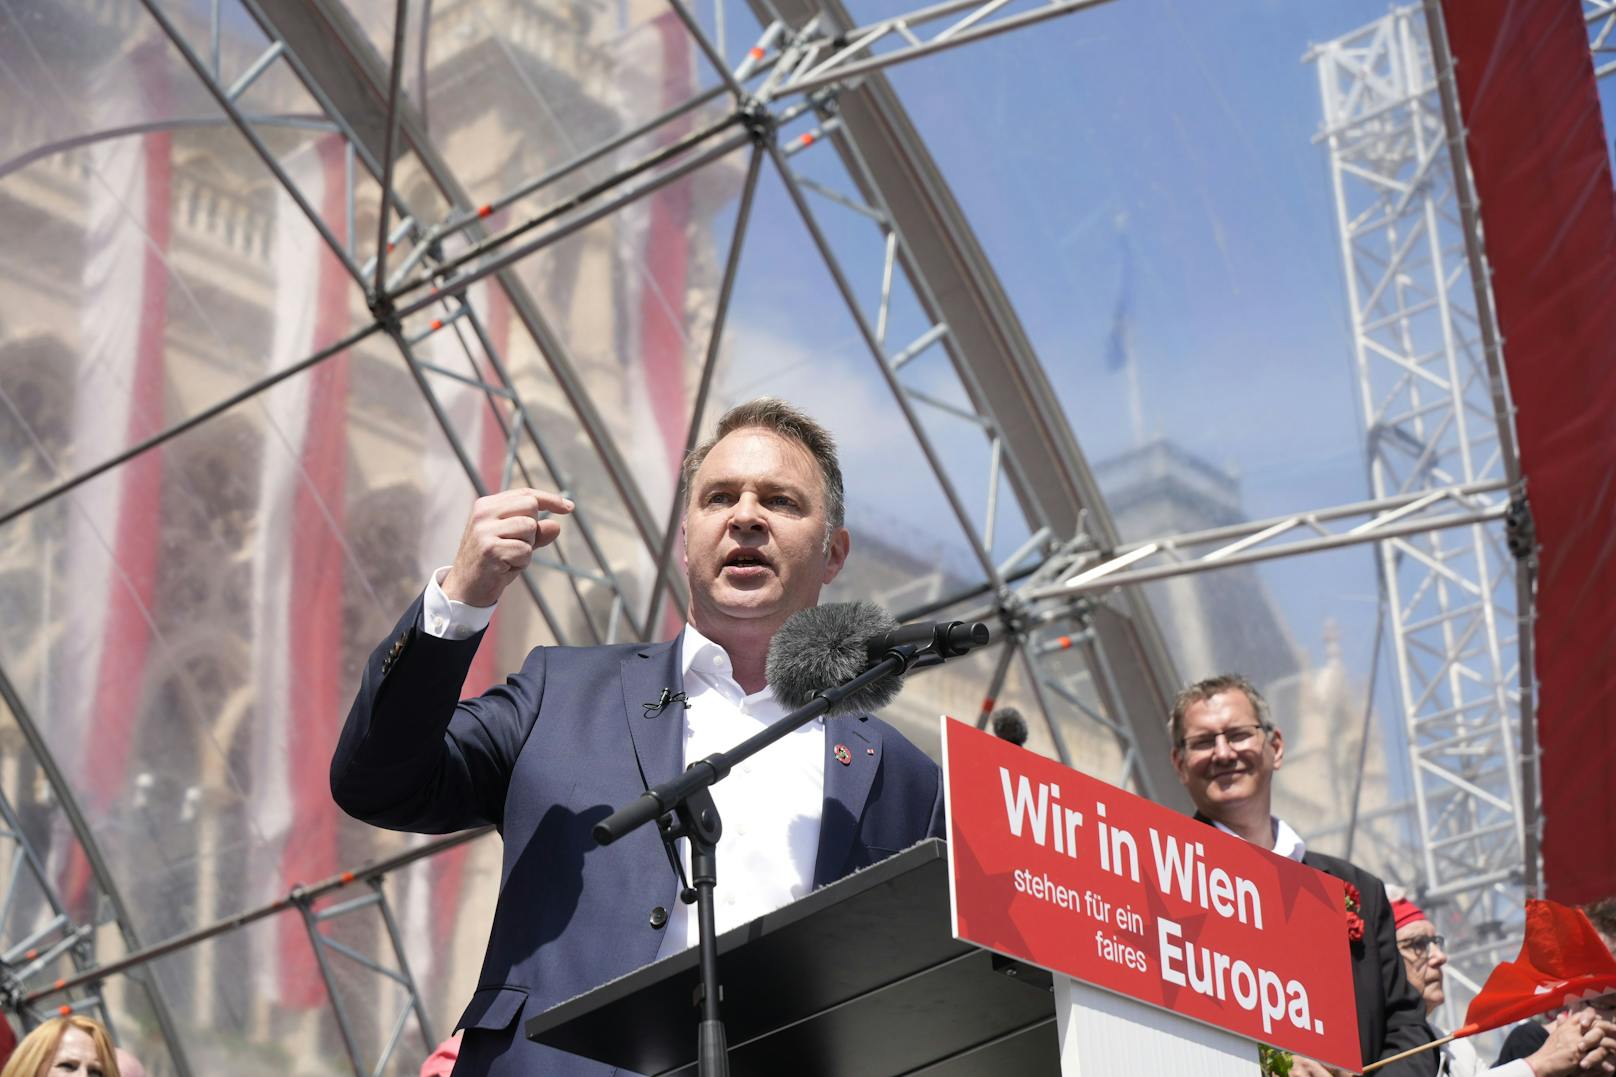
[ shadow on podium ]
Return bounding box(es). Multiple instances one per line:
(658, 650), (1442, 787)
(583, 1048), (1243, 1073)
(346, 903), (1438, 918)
(526, 839), (1059, 1075)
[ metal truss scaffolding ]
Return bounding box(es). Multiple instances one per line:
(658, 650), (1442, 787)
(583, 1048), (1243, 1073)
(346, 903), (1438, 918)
(0, 783), (114, 1031)
(0, 667), (194, 1072)
(3, 1), (1190, 1070)
(1589, 1), (1616, 79)
(749, 0), (1191, 803)
(1310, 1), (1533, 1028)
(0, 0), (1547, 1072)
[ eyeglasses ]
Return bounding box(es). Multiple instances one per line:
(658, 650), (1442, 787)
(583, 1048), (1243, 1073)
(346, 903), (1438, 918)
(1179, 725), (1269, 755)
(1398, 934), (1446, 958)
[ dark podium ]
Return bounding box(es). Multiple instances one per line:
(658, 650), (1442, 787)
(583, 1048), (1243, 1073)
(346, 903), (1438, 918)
(525, 839), (1059, 1075)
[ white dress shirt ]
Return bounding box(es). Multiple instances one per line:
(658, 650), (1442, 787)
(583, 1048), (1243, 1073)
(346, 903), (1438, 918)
(1212, 815), (1307, 862)
(1436, 1032), (1487, 1077)
(422, 567), (490, 639)
(654, 621), (824, 957)
(420, 570), (826, 957)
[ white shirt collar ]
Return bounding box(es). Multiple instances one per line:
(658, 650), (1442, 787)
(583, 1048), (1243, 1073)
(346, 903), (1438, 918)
(1212, 816), (1307, 862)
(678, 620), (728, 679)
(677, 622), (818, 722)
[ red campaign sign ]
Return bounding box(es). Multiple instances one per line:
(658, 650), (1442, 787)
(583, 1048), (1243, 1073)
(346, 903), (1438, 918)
(942, 718), (1361, 1072)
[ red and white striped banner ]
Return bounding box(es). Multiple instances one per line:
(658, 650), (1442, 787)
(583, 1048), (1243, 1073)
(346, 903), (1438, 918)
(248, 134), (353, 1009)
(620, 11), (696, 639)
(54, 40), (173, 918)
(400, 264), (516, 987)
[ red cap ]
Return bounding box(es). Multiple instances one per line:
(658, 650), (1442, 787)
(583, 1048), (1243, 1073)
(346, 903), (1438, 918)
(1391, 896), (1428, 931)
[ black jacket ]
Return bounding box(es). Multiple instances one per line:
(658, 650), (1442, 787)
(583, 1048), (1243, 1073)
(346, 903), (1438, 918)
(1190, 814), (1436, 1075)
(1494, 1020), (1549, 1067)
(1302, 849), (1438, 1076)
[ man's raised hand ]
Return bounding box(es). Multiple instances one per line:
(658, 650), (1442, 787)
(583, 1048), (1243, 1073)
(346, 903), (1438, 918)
(441, 488), (573, 607)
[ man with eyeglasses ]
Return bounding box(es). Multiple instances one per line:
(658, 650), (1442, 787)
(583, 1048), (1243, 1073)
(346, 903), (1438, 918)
(1388, 891), (1482, 1075)
(1168, 673), (1436, 1077)
(1386, 893), (1616, 1075)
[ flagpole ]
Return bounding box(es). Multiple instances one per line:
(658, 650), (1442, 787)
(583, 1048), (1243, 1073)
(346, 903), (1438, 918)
(1126, 338), (1146, 448)
(1361, 1032), (1455, 1073)
(1109, 224), (1146, 447)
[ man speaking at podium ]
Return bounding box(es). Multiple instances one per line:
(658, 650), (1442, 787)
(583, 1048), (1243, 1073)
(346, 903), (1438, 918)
(331, 399), (944, 1076)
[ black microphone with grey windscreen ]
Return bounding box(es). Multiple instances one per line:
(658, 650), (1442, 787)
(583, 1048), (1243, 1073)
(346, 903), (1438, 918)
(767, 601), (994, 714)
(766, 600), (903, 716)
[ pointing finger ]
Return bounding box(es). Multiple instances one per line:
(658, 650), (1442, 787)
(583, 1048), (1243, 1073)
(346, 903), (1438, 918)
(484, 488), (574, 519)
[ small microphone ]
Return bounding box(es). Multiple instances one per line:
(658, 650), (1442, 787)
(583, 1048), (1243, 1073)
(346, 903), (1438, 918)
(642, 688), (689, 718)
(991, 707), (1029, 747)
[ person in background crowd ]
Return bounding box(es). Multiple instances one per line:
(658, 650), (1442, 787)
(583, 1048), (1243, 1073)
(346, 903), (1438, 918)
(420, 1031), (461, 1077)
(111, 1049), (144, 1077)
(0, 1015), (120, 1077)
(1384, 891), (1613, 1075)
(1168, 673), (1435, 1077)
(1492, 898), (1616, 1075)
(1388, 888), (1480, 1075)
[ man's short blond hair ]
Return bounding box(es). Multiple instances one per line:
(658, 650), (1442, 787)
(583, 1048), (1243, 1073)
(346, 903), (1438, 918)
(1168, 673), (1273, 746)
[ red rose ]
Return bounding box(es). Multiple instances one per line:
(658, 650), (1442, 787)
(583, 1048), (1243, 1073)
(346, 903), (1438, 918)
(1344, 883), (1365, 943)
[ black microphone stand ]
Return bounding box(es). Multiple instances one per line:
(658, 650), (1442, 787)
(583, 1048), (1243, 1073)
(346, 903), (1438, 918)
(592, 634), (964, 1077)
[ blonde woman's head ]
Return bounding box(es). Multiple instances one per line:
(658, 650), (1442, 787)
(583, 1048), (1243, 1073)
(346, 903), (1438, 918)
(0, 1016), (120, 1077)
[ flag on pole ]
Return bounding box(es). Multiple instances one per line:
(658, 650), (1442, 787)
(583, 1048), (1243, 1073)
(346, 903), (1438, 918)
(54, 39), (173, 919)
(1104, 234), (1133, 373)
(249, 134), (353, 1009)
(1454, 899), (1616, 1036)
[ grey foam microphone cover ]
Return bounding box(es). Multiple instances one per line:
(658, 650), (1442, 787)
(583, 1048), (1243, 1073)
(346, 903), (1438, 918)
(991, 707), (1029, 747)
(766, 601), (904, 716)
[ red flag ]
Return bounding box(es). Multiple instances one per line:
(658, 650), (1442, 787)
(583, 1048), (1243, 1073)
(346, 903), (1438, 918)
(1455, 899), (1616, 1036)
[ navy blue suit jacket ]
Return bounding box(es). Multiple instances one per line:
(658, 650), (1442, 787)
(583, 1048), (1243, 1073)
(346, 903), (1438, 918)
(331, 595), (946, 1076)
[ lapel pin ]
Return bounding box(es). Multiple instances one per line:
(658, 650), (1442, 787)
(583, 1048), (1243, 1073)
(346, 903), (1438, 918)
(866, 747), (875, 756)
(834, 744), (852, 766)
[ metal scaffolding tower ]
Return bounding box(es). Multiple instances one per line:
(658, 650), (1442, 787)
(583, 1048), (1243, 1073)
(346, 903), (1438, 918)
(1589, 0), (1616, 79)
(1310, 1), (1533, 1027)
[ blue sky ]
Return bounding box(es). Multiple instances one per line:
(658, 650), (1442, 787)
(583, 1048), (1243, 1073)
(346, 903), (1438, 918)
(691, 0), (1611, 818)
(716, 0), (1406, 668)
